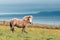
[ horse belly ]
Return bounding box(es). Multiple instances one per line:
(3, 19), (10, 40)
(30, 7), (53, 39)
(15, 23), (24, 28)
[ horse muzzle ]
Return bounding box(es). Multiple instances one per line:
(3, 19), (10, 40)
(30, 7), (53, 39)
(29, 22), (33, 24)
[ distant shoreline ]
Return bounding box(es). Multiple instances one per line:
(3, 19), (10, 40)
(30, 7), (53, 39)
(0, 20), (60, 26)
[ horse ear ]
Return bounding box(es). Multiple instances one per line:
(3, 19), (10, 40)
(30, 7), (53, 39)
(29, 16), (33, 18)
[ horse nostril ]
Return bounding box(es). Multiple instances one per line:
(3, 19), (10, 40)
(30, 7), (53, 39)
(30, 22), (31, 24)
(29, 22), (33, 24)
(28, 22), (31, 24)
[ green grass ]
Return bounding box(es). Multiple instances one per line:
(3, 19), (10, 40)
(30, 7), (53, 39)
(0, 25), (60, 40)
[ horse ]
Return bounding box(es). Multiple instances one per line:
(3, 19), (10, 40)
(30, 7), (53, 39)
(10, 16), (33, 33)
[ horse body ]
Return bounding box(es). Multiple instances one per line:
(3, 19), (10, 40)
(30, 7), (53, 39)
(10, 16), (32, 33)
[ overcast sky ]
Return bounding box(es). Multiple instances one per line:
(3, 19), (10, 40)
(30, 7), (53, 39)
(0, 0), (60, 13)
(0, 0), (60, 4)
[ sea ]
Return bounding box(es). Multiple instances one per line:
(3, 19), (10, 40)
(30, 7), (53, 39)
(0, 4), (60, 25)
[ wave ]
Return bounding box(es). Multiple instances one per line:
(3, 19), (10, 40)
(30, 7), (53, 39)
(36, 11), (60, 16)
(0, 11), (60, 17)
(0, 11), (40, 15)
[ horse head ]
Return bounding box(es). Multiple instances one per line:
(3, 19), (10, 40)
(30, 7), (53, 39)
(23, 16), (33, 24)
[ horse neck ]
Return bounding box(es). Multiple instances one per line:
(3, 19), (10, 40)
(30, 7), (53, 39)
(23, 19), (29, 23)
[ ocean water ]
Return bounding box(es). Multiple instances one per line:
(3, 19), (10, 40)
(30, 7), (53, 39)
(0, 4), (60, 25)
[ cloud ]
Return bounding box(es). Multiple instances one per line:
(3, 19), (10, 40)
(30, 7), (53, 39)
(0, 0), (60, 4)
(0, 0), (40, 4)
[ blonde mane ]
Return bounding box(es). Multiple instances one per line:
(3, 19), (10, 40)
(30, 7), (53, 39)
(23, 16), (33, 19)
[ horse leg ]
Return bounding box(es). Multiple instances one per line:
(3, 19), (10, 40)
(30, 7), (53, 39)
(11, 25), (14, 32)
(10, 22), (14, 32)
(22, 26), (27, 33)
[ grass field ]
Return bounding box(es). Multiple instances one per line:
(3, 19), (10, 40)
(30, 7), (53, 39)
(0, 25), (60, 40)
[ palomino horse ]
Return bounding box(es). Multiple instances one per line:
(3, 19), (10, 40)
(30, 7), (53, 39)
(10, 16), (33, 33)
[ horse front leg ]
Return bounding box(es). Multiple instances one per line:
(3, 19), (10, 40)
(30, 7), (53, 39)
(22, 26), (27, 33)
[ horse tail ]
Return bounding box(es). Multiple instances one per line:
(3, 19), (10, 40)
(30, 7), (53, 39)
(10, 22), (12, 28)
(10, 21), (14, 32)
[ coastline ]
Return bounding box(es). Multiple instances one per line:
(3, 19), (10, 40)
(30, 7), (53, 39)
(0, 21), (60, 29)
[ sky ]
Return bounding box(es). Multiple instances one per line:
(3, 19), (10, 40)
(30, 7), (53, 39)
(0, 0), (60, 4)
(0, 0), (60, 13)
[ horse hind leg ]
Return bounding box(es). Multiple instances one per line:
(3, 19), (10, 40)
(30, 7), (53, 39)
(10, 22), (14, 32)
